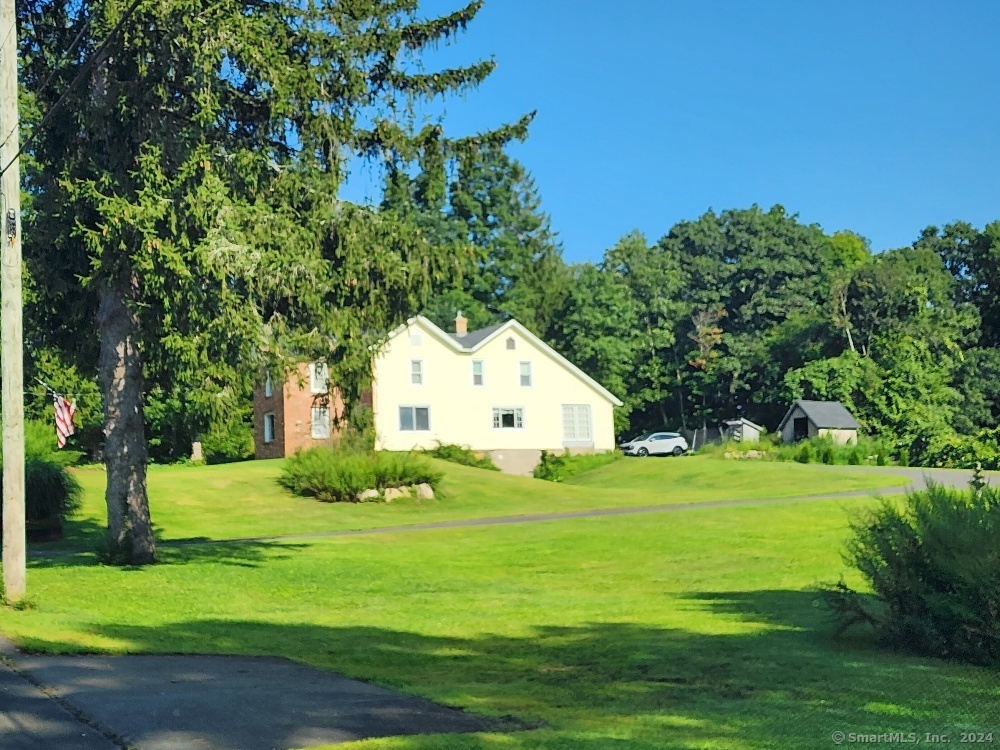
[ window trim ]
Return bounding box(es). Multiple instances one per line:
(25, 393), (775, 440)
(263, 412), (276, 443)
(399, 405), (432, 432)
(411, 359), (424, 386)
(472, 359), (485, 387)
(491, 406), (525, 430)
(519, 361), (532, 387)
(310, 362), (329, 394)
(311, 406), (331, 439)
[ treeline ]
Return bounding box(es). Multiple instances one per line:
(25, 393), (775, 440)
(26, 142), (1000, 469)
(387, 150), (1000, 467)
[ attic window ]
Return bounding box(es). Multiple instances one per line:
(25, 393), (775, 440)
(505, 337), (516, 350)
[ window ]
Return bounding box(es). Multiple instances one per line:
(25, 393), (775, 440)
(399, 406), (430, 431)
(263, 413), (276, 443)
(505, 336), (516, 350)
(519, 361), (532, 387)
(310, 362), (329, 393)
(472, 360), (484, 386)
(312, 406), (330, 439)
(562, 405), (592, 443)
(409, 332), (423, 346)
(492, 407), (525, 429)
(411, 359), (423, 385)
(264, 372), (273, 398)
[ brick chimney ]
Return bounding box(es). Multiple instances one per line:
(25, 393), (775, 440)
(455, 310), (468, 337)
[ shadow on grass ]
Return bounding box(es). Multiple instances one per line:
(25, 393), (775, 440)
(17, 591), (999, 749)
(29, 537), (307, 569)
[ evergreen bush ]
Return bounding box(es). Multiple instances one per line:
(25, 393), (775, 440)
(823, 482), (1000, 666)
(0, 421), (82, 526)
(279, 447), (442, 503)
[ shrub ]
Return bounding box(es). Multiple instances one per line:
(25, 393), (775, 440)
(795, 443), (812, 464)
(422, 443), (499, 471)
(823, 482), (1000, 666)
(820, 445), (835, 464)
(201, 418), (254, 464)
(533, 450), (621, 482)
(279, 447), (443, 503)
(21, 458), (83, 521)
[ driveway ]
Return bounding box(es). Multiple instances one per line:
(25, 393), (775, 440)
(0, 638), (493, 750)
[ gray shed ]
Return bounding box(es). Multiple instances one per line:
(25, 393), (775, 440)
(777, 400), (860, 444)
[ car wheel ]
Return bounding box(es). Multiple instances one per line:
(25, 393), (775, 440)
(636, 447), (649, 457)
(672, 446), (684, 457)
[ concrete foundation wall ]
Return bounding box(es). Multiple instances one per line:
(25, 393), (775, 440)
(818, 428), (858, 445)
(487, 449), (543, 476)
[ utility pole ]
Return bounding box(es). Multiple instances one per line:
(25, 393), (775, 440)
(0, 0), (25, 602)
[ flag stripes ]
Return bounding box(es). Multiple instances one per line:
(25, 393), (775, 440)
(54, 395), (76, 448)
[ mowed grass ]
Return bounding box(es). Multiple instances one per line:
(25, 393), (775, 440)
(46, 455), (909, 553)
(1, 471), (996, 750)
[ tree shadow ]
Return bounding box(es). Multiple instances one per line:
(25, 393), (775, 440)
(28, 537), (307, 569)
(16, 591), (999, 749)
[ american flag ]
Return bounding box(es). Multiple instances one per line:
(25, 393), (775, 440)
(54, 395), (76, 448)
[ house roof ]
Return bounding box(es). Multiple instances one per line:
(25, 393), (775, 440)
(777, 400), (861, 431)
(448, 323), (506, 349)
(386, 315), (624, 406)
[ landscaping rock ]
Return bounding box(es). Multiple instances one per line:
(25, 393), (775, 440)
(357, 488), (380, 502)
(724, 452), (734, 459)
(745, 450), (762, 459)
(384, 487), (410, 502)
(415, 483), (435, 500)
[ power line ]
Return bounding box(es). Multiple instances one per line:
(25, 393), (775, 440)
(0, 0), (145, 179)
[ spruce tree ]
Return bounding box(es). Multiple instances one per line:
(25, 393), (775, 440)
(20, 0), (528, 564)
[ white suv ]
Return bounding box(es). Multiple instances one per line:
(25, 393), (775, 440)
(619, 432), (689, 457)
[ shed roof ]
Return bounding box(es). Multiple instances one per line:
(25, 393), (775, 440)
(777, 400), (860, 431)
(724, 417), (764, 431)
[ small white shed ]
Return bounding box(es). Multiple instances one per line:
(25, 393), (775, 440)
(722, 418), (764, 443)
(777, 400), (860, 444)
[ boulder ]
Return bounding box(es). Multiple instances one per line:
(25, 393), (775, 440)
(724, 452), (734, 459)
(415, 483), (435, 500)
(357, 488), (380, 502)
(384, 486), (410, 502)
(745, 450), (762, 459)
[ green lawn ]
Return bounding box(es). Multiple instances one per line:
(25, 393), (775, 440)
(2, 459), (994, 750)
(46, 455), (909, 552)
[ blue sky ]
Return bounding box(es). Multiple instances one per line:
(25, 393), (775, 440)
(341, 1), (1000, 264)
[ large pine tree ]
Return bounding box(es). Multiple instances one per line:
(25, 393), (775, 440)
(20, 0), (528, 563)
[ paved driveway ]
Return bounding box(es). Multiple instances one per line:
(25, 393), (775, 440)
(1, 640), (492, 750)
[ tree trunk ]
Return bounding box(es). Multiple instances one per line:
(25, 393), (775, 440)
(98, 279), (156, 564)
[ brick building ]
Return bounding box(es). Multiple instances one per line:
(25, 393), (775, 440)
(253, 362), (345, 459)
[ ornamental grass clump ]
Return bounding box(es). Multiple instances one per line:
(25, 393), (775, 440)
(279, 447), (442, 503)
(824, 481), (1000, 666)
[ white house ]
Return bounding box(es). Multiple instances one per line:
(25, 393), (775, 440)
(254, 313), (623, 474)
(371, 313), (622, 473)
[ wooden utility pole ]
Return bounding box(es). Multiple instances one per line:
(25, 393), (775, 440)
(0, 0), (25, 602)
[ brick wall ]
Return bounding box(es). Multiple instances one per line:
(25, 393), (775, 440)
(253, 372), (285, 459)
(254, 363), (345, 458)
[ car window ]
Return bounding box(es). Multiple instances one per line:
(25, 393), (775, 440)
(663, 433), (679, 438)
(651, 433), (667, 440)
